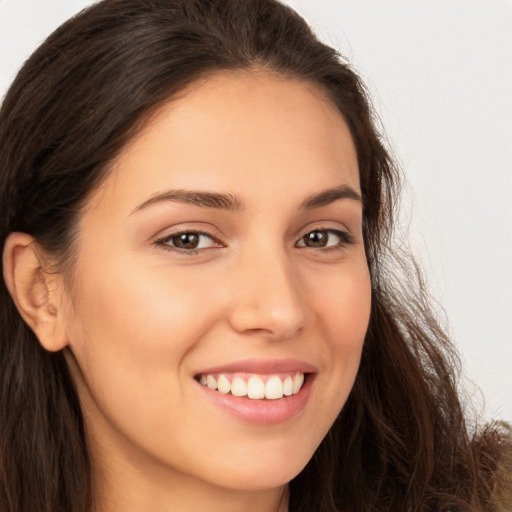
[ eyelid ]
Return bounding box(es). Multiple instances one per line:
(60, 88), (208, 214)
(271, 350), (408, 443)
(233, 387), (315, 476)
(296, 222), (353, 240)
(295, 226), (354, 249)
(154, 226), (224, 252)
(153, 223), (355, 254)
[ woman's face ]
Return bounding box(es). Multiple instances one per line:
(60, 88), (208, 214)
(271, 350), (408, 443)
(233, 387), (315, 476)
(61, 72), (371, 494)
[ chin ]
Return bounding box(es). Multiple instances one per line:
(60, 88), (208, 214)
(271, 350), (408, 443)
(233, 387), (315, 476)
(211, 465), (301, 492)
(197, 444), (315, 492)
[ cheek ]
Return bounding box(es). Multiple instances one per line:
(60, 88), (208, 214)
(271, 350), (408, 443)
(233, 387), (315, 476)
(63, 256), (227, 448)
(310, 260), (371, 349)
(64, 256), (224, 421)
(69, 255), (221, 355)
(305, 260), (371, 408)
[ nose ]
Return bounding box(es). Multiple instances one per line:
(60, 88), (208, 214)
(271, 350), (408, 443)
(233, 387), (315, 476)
(226, 249), (306, 340)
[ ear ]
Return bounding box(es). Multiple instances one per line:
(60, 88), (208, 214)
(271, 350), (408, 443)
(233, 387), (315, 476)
(2, 232), (69, 352)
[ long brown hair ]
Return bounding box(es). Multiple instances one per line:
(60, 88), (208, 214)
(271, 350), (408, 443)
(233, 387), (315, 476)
(0, 1), (510, 511)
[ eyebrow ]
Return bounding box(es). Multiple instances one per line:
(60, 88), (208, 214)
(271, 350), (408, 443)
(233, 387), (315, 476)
(131, 189), (243, 214)
(131, 184), (362, 215)
(299, 184), (362, 209)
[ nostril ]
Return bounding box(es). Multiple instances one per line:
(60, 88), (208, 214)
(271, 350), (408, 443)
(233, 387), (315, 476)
(227, 301), (306, 339)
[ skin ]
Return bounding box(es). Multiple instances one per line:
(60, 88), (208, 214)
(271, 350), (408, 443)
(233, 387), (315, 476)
(5, 71), (372, 511)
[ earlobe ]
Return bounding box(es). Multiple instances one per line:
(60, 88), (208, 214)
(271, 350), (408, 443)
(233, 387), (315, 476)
(2, 232), (69, 352)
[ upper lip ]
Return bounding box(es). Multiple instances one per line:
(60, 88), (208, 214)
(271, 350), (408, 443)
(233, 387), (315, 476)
(194, 358), (318, 376)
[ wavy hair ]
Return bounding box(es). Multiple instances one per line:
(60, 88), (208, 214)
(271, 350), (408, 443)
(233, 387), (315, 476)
(0, 1), (510, 511)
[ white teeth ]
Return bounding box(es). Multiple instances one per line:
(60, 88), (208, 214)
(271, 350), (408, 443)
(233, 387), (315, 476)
(198, 372), (306, 399)
(206, 375), (217, 390)
(217, 374), (230, 394)
(283, 376), (293, 396)
(247, 375), (265, 399)
(231, 377), (248, 397)
(292, 373), (304, 394)
(265, 376), (283, 399)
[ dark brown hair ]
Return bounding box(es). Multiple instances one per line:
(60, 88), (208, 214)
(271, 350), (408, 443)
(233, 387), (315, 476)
(0, 1), (510, 511)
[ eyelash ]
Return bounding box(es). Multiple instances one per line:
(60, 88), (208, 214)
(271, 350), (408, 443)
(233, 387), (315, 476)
(155, 228), (221, 254)
(155, 227), (354, 255)
(296, 228), (354, 251)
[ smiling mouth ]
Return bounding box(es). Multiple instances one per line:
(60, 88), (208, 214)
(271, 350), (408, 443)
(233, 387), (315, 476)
(195, 372), (307, 400)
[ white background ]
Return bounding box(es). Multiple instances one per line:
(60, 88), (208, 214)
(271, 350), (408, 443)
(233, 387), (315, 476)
(1, 0), (510, 422)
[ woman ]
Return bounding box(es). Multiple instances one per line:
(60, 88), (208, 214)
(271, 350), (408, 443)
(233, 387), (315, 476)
(0, 0), (510, 511)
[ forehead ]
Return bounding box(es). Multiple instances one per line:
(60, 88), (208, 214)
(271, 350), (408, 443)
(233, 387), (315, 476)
(89, 71), (360, 213)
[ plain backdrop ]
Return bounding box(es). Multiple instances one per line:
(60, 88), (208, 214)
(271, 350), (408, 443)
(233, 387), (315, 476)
(1, 0), (511, 422)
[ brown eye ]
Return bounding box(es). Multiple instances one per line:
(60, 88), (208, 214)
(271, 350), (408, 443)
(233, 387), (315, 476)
(303, 230), (329, 248)
(172, 232), (201, 249)
(297, 229), (352, 249)
(157, 231), (219, 251)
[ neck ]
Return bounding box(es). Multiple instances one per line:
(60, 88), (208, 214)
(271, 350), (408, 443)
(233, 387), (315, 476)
(93, 467), (289, 512)
(88, 435), (289, 512)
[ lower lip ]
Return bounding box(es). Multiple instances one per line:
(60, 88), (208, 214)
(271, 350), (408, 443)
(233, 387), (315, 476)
(196, 375), (314, 425)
